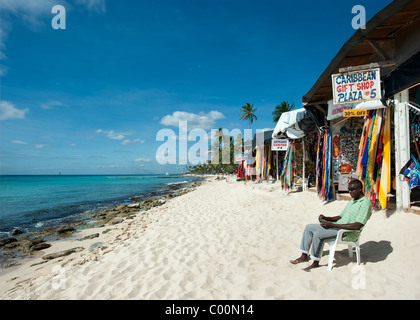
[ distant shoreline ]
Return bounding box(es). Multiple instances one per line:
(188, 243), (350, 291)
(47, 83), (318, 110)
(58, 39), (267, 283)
(0, 177), (205, 270)
(0, 173), (238, 176)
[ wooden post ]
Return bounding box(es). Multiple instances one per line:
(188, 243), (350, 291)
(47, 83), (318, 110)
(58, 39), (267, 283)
(394, 94), (402, 210)
(302, 138), (306, 191)
(394, 90), (411, 210)
(400, 89), (411, 210)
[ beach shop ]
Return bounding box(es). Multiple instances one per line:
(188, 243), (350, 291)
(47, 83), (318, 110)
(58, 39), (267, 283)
(237, 130), (276, 181)
(302, 0), (420, 211)
(271, 108), (322, 191)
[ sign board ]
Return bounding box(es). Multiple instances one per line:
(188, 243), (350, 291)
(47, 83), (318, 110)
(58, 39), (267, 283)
(332, 68), (382, 105)
(235, 154), (244, 162)
(327, 100), (354, 120)
(272, 139), (288, 151)
(343, 109), (367, 117)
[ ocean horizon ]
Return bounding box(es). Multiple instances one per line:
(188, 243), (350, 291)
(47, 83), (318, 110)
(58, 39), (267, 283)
(0, 174), (201, 239)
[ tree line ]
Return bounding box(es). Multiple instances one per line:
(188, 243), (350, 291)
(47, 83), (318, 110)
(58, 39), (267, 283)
(185, 101), (294, 174)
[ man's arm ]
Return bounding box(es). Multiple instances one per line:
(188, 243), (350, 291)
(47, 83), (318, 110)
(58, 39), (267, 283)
(319, 214), (341, 222)
(321, 220), (364, 230)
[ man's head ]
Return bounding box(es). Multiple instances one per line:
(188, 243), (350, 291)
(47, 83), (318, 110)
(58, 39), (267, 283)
(348, 179), (363, 199)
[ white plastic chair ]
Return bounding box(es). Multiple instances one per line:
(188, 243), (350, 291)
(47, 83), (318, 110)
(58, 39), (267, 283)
(325, 229), (361, 271)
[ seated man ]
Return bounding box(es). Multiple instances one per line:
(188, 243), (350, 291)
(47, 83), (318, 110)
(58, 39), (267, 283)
(290, 179), (372, 271)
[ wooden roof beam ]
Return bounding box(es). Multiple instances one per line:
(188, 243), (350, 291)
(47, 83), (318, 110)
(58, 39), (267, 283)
(367, 39), (392, 60)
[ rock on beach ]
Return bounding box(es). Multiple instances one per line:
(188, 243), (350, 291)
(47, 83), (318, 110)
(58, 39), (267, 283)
(42, 247), (84, 261)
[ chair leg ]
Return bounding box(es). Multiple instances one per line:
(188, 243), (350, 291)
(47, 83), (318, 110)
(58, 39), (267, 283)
(328, 244), (336, 271)
(355, 246), (361, 265)
(348, 245), (354, 258)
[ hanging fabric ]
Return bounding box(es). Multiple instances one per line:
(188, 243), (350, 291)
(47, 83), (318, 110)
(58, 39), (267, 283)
(379, 108), (391, 209)
(266, 145), (271, 179)
(316, 132), (322, 192)
(281, 141), (294, 190)
(356, 115), (372, 178)
(255, 146), (261, 179)
(314, 129), (333, 201)
(361, 111), (376, 181)
(374, 111), (385, 198)
(366, 110), (380, 206)
(401, 155), (420, 189)
(324, 128), (334, 201)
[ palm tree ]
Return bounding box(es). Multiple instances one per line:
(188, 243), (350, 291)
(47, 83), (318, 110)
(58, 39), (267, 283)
(210, 128), (223, 165)
(239, 103), (258, 131)
(272, 101), (295, 123)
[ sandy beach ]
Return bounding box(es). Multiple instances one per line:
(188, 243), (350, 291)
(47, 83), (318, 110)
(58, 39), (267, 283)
(1, 177), (419, 300)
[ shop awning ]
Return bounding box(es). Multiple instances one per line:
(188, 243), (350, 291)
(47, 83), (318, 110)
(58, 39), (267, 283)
(272, 108), (318, 140)
(272, 109), (305, 139)
(353, 99), (387, 110)
(252, 129), (274, 149)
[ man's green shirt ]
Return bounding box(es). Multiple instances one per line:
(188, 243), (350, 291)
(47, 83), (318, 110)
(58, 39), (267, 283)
(335, 196), (372, 242)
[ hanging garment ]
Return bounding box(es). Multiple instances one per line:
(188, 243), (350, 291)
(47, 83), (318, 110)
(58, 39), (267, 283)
(325, 129), (334, 201)
(282, 141), (294, 189)
(321, 130), (327, 198)
(255, 146), (261, 179)
(316, 129), (333, 201)
(401, 155), (420, 189)
(356, 116), (372, 178)
(379, 108), (391, 209)
(237, 161), (246, 180)
(366, 110), (379, 194)
(288, 141), (295, 189)
(280, 143), (290, 186)
(372, 109), (383, 182)
(361, 112), (376, 182)
(261, 146), (266, 179)
(374, 114), (385, 194)
(316, 132), (322, 192)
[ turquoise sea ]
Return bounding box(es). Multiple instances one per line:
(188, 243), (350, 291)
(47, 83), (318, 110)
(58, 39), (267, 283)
(0, 174), (201, 239)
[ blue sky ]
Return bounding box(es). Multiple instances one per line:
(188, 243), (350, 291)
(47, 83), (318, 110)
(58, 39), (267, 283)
(0, 0), (392, 174)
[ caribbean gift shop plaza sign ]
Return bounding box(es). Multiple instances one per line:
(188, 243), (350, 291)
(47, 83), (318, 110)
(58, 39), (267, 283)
(332, 68), (382, 105)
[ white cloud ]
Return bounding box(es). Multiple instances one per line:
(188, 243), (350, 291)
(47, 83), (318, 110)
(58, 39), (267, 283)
(41, 101), (64, 110)
(134, 158), (152, 162)
(96, 129), (125, 140)
(96, 129), (144, 145)
(107, 131), (125, 140)
(34, 144), (49, 149)
(160, 110), (225, 130)
(122, 138), (145, 145)
(10, 140), (27, 145)
(74, 0), (106, 13)
(0, 100), (29, 121)
(10, 140), (49, 148)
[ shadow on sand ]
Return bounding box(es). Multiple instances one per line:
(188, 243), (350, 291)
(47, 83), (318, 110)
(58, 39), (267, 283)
(322, 240), (393, 269)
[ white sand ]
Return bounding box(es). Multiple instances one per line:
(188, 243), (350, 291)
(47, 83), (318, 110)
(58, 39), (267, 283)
(1, 177), (420, 299)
